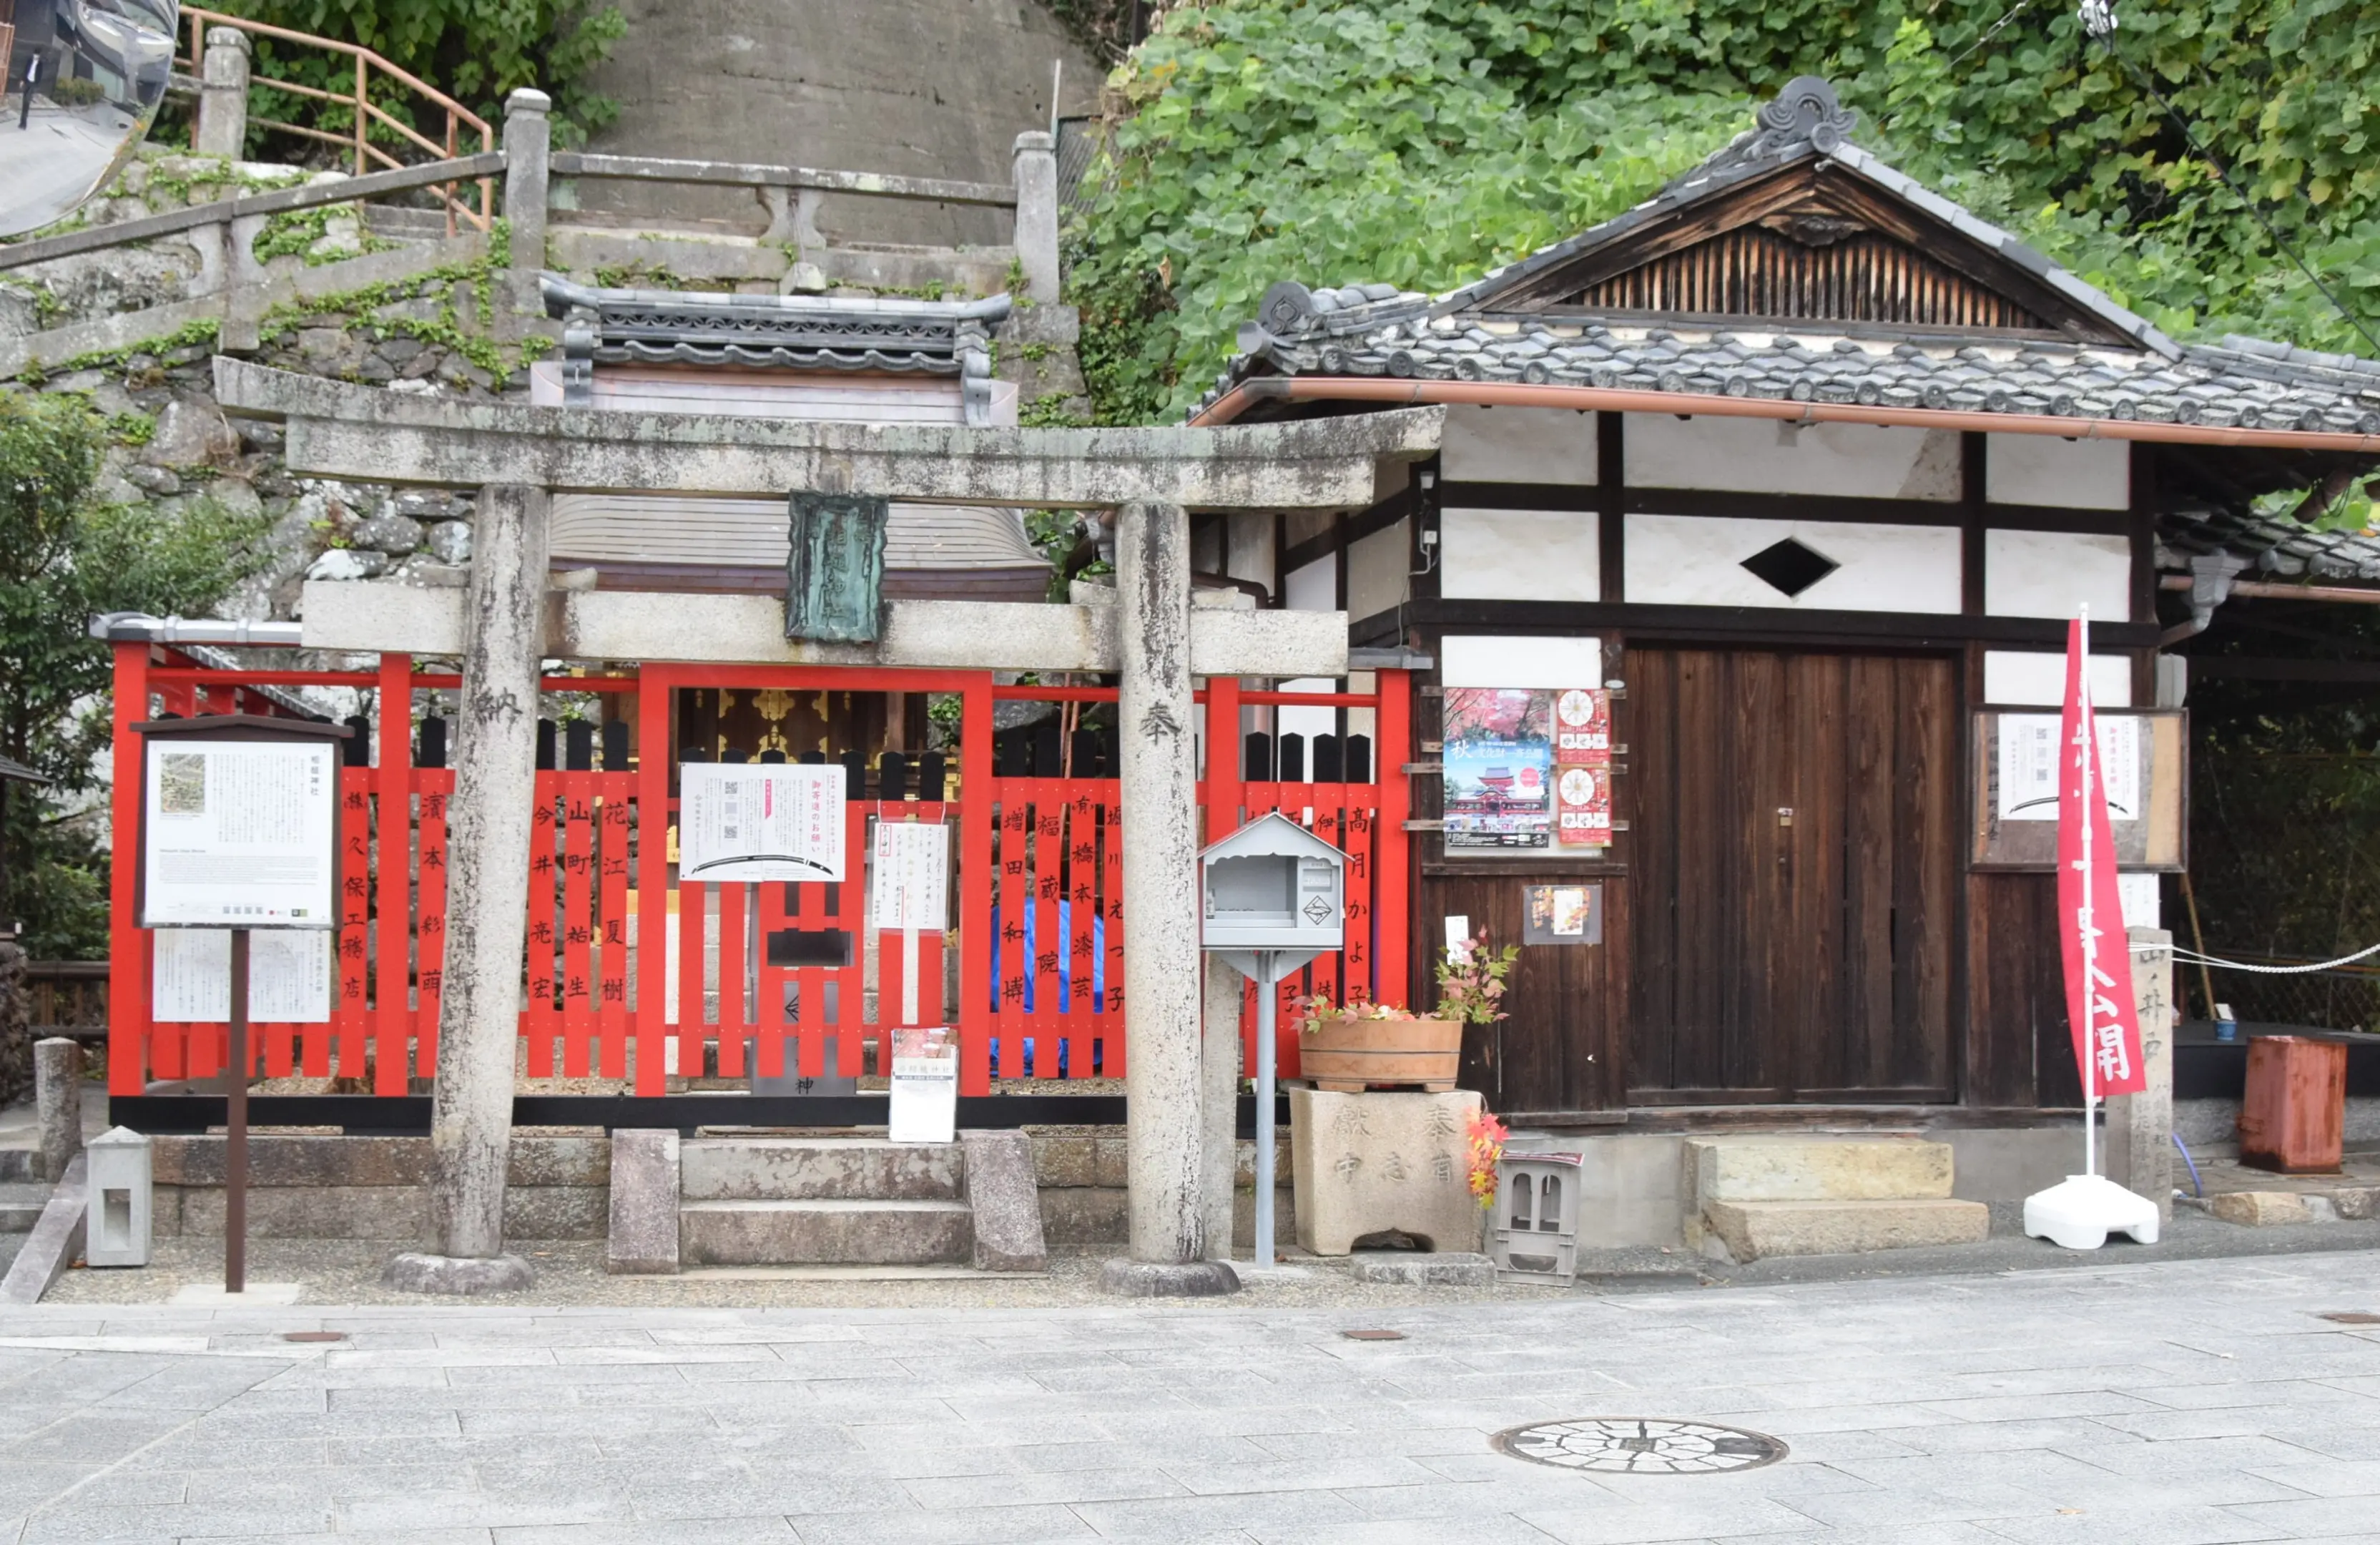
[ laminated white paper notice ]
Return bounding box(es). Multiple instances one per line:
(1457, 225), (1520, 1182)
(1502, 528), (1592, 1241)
(887, 1025), (958, 1144)
(152, 928), (333, 1022)
(870, 821), (950, 931)
(1998, 714), (2142, 823)
(678, 762), (845, 881)
(141, 741), (338, 927)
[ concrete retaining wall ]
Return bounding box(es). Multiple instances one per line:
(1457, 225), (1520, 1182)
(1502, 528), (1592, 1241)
(1024, 1126), (1290, 1249)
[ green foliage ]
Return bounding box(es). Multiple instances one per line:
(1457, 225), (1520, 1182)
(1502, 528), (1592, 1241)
(1019, 393), (1092, 428)
(252, 205), (395, 267)
(0, 393), (272, 955)
(1075, 0), (2380, 424)
(228, 0), (626, 152)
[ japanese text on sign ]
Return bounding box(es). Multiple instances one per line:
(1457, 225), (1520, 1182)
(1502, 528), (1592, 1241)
(142, 742), (338, 928)
(679, 763), (845, 882)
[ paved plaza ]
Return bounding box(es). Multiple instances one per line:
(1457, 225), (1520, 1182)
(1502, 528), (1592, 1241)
(4, 1249), (2380, 1544)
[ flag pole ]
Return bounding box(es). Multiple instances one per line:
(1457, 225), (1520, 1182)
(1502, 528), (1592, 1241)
(2077, 603), (2097, 1181)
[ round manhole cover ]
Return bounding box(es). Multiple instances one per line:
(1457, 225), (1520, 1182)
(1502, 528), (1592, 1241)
(1494, 1418), (1787, 1475)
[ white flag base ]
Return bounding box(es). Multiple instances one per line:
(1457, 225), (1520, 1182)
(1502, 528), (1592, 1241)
(2022, 1173), (2161, 1250)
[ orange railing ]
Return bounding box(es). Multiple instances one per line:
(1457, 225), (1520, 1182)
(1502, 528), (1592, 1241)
(177, 7), (494, 233)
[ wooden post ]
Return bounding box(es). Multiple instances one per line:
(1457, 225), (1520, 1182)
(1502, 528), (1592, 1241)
(226, 928), (250, 1295)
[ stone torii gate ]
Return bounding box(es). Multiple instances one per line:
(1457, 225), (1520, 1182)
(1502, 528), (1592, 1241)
(213, 360), (1441, 1293)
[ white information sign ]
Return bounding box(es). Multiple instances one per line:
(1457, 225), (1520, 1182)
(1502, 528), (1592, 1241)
(871, 820), (950, 932)
(141, 741), (338, 927)
(1997, 714), (2142, 823)
(678, 762), (845, 882)
(887, 1025), (958, 1144)
(152, 929), (333, 1022)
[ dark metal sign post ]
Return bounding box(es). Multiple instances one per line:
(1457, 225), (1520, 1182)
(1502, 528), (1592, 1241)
(133, 715), (351, 1297)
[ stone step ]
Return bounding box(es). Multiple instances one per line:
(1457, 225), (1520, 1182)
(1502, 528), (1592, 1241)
(679, 1137), (964, 1203)
(679, 1199), (974, 1266)
(1703, 1198), (1990, 1262)
(1689, 1137), (1955, 1203)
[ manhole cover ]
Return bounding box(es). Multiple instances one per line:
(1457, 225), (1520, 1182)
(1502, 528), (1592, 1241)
(2320, 1311), (2380, 1325)
(1494, 1418), (1787, 1475)
(1342, 1329), (1406, 1341)
(281, 1331), (347, 1343)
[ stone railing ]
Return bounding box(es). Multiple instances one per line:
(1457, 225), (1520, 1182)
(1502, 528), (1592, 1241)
(0, 88), (1063, 381)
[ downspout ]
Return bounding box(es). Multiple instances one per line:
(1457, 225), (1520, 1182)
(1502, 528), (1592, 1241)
(2159, 553), (2250, 647)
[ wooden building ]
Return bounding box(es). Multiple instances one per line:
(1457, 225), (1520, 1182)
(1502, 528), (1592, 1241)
(1191, 77), (2380, 1139)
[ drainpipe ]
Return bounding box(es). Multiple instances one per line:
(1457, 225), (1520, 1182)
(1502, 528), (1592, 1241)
(2158, 553), (2250, 647)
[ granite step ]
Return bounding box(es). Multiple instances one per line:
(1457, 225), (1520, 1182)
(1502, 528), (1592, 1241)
(679, 1198), (975, 1267)
(1688, 1137), (1955, 1203)
(679, 1137), (964, 1203)
(1703, 1198), (1990, 1262)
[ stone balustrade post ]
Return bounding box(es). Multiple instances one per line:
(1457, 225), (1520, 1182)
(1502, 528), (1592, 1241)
(1011, 131), (1060, 305)
(501, 89), (551, 276)
(195, 28), (251, 160)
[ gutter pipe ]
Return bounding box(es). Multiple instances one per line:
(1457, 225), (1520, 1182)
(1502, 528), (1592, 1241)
(88, 613), (307, 647)
(1191, 376), (2380, 456)
(2156, 572), (2380, 607)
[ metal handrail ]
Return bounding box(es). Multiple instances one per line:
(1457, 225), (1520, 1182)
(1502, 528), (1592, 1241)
(178, 6), (495, 233)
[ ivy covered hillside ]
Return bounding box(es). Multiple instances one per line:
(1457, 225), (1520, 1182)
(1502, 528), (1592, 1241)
(1071, 0), (2380, 454)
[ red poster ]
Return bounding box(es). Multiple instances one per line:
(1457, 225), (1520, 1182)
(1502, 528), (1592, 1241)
(2057, 621), (2147, 1097)
(1553, 687), (1609, 765)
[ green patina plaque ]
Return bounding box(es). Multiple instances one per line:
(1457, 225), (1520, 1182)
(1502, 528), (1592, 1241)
(785, 491), (889, 642)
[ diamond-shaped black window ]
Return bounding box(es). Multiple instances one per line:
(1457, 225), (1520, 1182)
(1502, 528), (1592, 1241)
(1740, 537), (1839, 598)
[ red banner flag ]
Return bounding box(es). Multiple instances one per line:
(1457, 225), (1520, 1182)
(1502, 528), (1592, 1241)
(2057, 621), (2147, 1097)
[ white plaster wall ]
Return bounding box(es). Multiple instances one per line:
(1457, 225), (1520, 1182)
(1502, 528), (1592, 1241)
(1626, 413), (1961, 500)
(1441, 634), (1603, 690)
(1984, 529), (2133, 619)
(1982, 649), (2135, 707)
(1347, 519), (1410, 622)
(1284, 555), (1335, 613)
(1442, 508), (1600, 602)
(1440, 403), (1598, 484)
(1624, 514), (1961, 613)
(1986, 433), (2129, 509)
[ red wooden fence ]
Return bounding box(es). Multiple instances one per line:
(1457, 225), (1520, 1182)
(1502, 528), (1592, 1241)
(107, 644), (1411, 1102)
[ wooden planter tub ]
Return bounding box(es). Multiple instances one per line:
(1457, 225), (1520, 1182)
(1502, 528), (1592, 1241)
(1297, 1017), (1462, 1092)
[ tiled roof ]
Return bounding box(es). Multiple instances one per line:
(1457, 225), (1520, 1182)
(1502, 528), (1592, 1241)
(1206, 78), (2380, 439)
(2160, 503), (2380, 581)
(542, 277), (1010, 421)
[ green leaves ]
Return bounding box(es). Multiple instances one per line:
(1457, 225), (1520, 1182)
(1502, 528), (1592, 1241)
(0, 392), (272, 952)
(1073, 0), (2380, 425)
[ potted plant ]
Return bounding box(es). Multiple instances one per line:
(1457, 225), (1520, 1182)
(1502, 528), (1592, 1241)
(1293, 994), (1462, 1092)
(1437, 931), (1519, 1096)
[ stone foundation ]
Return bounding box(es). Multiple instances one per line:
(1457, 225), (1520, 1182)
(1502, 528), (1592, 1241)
(149, 1132), (609, 1243)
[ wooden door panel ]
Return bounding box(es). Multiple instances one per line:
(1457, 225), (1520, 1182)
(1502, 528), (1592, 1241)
(1631, 647), (1957, 1104)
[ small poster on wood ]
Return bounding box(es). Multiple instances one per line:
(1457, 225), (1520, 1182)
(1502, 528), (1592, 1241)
(1523, 883), (1603, 946)
(679, 762), (845, 882)
(887, 1024), (958, 1143)
(141, 740), (338, 928)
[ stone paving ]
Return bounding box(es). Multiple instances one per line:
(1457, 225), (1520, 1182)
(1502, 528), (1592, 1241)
(3, 1249), (2379, 1544)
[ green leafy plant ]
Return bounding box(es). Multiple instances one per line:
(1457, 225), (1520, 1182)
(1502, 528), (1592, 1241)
(1435, 932), (1518, 1028)
(0, 394), (272, 956)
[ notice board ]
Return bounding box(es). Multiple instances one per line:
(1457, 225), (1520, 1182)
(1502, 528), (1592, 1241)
(1970, 707), (2185, 871)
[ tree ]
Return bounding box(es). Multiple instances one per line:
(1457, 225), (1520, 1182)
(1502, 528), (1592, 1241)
(0, 393), (270, 957)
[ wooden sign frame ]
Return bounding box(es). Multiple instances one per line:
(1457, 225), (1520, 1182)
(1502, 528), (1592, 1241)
(1968, 707), (2186, 872)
